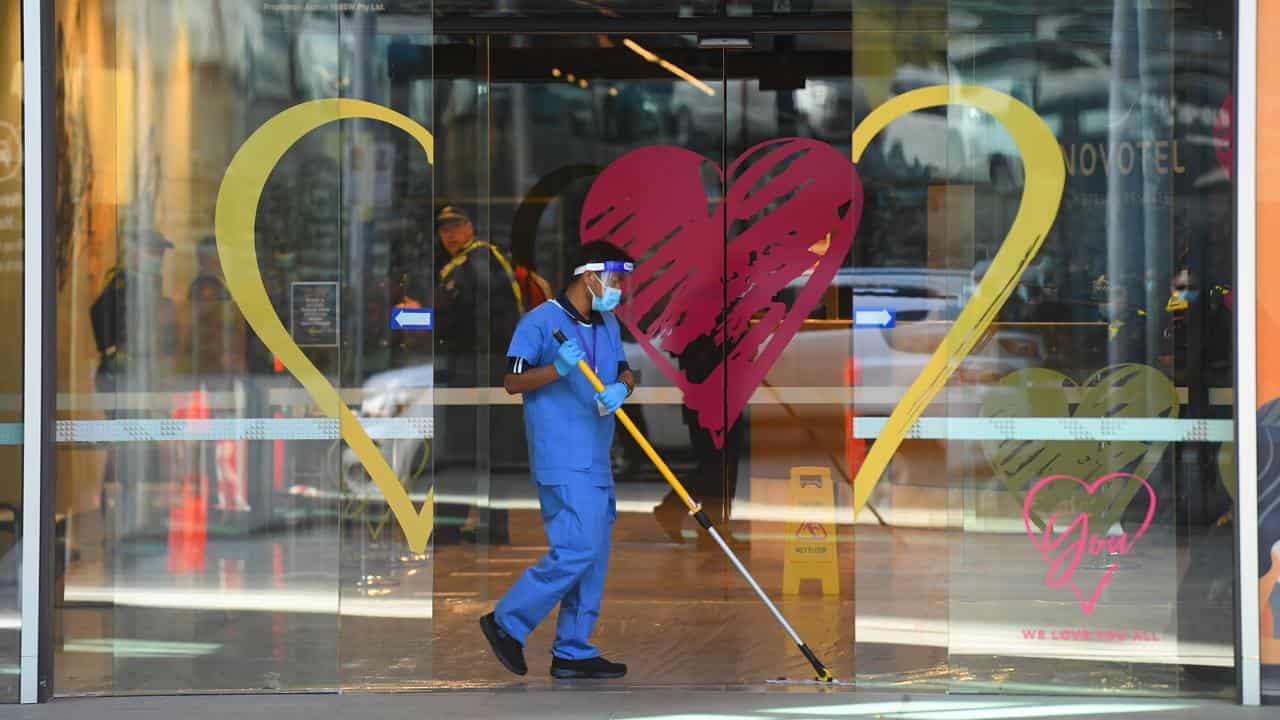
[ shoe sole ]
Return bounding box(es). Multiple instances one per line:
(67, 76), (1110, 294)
(480, 616), (527, 676)
(550, 668), (626, 680)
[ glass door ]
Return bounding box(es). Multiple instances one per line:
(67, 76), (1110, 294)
(721, 32), (858, 683)
(335, 10), (437, 691)
(50, 1), (440, 695)
(432, 32), (736, 685)
(440, 29), (860, 685)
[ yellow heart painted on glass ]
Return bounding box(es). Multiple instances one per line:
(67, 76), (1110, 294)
(214, 99), (436, 553)
(849, 85), (1066, 519)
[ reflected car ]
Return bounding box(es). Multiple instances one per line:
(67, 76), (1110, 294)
(614, 267), (1046, 472)
(319, 268), (1044, 486)
(337, 363), (433, 502)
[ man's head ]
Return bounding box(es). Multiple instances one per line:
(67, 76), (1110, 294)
(436, 205), (475, 257)
(196, 236), (219, 273)
(572, 241), (635, 312)
(125, 227), (173, 276)
(1039, 274), (1060, 302)
(1171, 267), (1200, 303)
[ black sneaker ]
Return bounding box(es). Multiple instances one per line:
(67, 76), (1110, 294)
(550, 655), (627, 679)
(480, 612), (527, 676)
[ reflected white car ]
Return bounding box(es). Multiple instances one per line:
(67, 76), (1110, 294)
(339, 363), (433, 494)
(618, 267), (1046, 458)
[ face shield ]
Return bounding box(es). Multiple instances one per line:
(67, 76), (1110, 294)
(574, 260), (634, 311)
(575, 261), (633, 292)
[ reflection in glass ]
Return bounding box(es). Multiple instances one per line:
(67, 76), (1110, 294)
(52, 1), (389, 695)
(851, 4), (1235, 698)
(38, 0), (1239, 699)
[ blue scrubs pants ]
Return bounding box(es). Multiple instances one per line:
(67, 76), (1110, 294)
(494, 477), (616, 660)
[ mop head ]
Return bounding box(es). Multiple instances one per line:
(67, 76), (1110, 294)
(766, 676), (854, 687)
(766, 667), (847, 686)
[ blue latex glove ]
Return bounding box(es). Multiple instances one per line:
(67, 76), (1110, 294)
(596, 382), (628, 414)
(553, 338), (586, 377)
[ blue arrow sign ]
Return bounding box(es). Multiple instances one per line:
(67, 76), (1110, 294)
(853, 307), (895, 329)
(391, 307), (433, 331)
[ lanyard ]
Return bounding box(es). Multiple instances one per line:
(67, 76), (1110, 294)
(572, 321), (599, 374)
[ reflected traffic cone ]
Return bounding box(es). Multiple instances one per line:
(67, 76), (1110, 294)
(167, 476), (186, 575)
(844, 358), (866, 478)
(169, 390), (210, 575)
(188, 471), (207, 573)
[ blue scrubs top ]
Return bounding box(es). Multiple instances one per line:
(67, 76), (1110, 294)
(507, 296), (627, 486)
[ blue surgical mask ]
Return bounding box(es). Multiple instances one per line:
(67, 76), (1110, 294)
(592, 285), (622, 312)
(1177, 289), (1199, 303)
(590, 275), (622, 312)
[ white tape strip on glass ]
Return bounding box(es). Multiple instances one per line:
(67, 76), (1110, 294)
(852, 416), (1234, 443)
(0, 415), (1232, 445)
(49, 386), (1236, 411)
(0, 417), (433, 444)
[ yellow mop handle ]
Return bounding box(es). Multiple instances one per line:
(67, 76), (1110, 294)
(562, 341), (699, 514)
(549, 329), (835, 683)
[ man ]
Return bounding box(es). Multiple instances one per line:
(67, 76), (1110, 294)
(433, 204), (522, 544)
(480, 241), (637, 680)
(652, 342), (747, 551)
(1159, 266), (1232, 386)
(90, 227), (178, 537)
(186, 236), (250, 515)
(1092, 274), (1148, 366)
(434, 203), (524, 386)
(91, 228), (178, 374)
(188, 236), (247, 379)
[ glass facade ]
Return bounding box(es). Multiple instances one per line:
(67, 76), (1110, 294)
(1, 0), (1267, 704)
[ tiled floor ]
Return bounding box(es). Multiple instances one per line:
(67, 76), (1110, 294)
(46, 464), (1241, 697)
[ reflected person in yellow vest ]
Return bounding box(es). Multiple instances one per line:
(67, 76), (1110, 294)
(90, 227), (178, 538)
(434, 204), (523, 545)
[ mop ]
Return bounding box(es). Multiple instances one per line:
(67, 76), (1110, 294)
(553, 330), (842, 684)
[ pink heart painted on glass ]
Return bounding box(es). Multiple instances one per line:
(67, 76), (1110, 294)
(1023, 473), (1157, 616)
(580, 138), (862, 446)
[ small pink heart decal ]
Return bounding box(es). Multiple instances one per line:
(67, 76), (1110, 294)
(1023, 473), (1157, 616)
(581, 138), (862, 446)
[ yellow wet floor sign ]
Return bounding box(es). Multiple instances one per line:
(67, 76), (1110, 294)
(783, 466), (839, 596)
